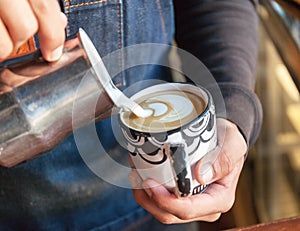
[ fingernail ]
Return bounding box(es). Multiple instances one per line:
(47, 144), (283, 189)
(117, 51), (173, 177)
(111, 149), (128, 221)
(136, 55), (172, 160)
(142, 182), (152, 198)
(48, 45), (63, 61)
(199, 163), (214, 184)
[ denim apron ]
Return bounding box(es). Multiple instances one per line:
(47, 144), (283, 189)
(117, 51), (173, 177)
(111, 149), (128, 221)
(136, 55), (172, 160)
(0, 1), (197, 230)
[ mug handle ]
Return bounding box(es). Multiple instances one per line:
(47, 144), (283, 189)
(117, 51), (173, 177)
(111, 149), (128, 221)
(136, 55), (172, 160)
(169, 143), (192, 197)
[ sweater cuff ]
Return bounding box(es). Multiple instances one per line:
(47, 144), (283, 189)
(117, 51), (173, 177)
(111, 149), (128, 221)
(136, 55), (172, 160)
(209, 83), (263, 147)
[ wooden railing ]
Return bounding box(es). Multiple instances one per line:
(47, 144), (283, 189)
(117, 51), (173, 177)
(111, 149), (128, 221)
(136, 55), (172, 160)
(227, 216), (300, 230)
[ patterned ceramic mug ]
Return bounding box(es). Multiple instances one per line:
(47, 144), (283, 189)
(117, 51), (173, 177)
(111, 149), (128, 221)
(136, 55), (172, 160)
(119, 82), (217, 197)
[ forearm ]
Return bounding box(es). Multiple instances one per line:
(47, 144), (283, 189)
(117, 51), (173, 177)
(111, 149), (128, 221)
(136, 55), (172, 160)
(174, 0), (262, 147)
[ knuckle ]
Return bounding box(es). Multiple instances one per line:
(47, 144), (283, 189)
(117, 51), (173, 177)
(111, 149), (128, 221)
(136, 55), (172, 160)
(151, 196), (168, 211)
(176, 211), (194, 221)
(155, 201), (167, 211)
(42, 31), (58, 43)
(157, 215), (177, 224)
(60, 12), (68, 26)
(29, 0), (62, 20)
(29, 0), (52, 13)
(217, 149), (232, 176)
(221, 196), (235, 213)
(13, 22), (37, 45)
(206, 213), (222, 222)
(22, 22), (38, 37)
(40, 28), (65, 49)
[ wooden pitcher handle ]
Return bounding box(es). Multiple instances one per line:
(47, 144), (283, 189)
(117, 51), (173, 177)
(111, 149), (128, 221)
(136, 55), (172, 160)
(0, 37), (37, 63)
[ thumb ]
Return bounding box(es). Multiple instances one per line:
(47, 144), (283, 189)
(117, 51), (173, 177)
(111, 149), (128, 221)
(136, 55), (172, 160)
(194, 147), (221, 185)
(194, 119), (248, 185)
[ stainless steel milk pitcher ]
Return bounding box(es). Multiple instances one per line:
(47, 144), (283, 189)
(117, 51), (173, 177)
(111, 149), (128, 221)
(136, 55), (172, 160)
(0, 37), (114, 167)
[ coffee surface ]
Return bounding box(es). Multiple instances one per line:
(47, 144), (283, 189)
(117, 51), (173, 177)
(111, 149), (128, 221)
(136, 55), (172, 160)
(121, 90), (206, 132)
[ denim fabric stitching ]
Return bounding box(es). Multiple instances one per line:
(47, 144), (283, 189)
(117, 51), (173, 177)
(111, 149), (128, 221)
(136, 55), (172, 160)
(66, 0), (109, 10)
(63, 0), (71, 35)
(117, 2), (124, 86)
(62, 0), (124, 86)
(62, 0), (110, 36)
(156, 0), (167, 43)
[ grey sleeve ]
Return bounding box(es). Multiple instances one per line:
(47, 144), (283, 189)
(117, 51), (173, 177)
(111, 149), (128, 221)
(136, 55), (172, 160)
(174, 0), (263, 147)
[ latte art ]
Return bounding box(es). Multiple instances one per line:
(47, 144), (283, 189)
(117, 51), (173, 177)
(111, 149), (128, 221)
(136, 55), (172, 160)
(122, 90), (206, 132)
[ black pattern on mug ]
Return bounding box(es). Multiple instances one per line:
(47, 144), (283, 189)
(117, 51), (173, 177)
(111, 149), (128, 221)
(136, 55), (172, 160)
(183, 104), (215, 156)
(121, 128), (168, 165)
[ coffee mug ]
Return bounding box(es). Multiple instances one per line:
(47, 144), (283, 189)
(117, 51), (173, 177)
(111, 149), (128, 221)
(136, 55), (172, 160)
(119, 82), (217, 197)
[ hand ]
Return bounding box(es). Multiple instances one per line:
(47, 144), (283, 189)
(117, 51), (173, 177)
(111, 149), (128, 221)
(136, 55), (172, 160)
(0, 0), (67, 61)
(128, 118), (248, 223)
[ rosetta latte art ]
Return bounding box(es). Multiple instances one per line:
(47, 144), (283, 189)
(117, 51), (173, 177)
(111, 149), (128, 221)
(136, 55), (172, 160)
(122, 90), (205, 132)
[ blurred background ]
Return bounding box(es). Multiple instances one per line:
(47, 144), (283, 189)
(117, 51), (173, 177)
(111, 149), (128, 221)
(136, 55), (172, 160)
(198, 0), (300, 230)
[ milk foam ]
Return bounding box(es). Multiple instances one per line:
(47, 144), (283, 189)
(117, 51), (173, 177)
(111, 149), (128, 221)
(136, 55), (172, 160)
(122, 90), (206, 132)
(146, 95), (194, 123)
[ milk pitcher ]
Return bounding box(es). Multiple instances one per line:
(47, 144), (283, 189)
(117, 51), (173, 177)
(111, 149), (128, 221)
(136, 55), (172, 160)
(0, 36), (115, 167)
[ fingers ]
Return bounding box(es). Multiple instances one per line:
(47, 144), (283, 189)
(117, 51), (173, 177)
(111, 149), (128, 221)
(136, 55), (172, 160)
(129, 169), (226, 223)
(0, 19), (13, 58)
(0, 0), (67, 61)
(0, 0), (38, 58)
(138, 157), (243, 223)
(143, 179), (228, 219)
(195, 118), (248, 185)
(29, 0), (67, 61)
(128, 118), (247, 224)
(132, 177), (224, 223)
(128, 170), (177, 223)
